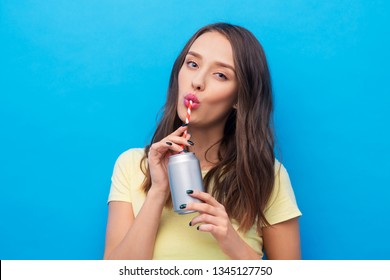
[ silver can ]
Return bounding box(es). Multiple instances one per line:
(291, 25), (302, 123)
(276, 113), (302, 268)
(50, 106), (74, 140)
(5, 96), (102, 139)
(168, 152), (205, 214)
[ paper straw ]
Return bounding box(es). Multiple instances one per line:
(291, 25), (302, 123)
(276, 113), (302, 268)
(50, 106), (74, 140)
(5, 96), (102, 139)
(183, 100), (192, 138)
(181, 100), (192, 151)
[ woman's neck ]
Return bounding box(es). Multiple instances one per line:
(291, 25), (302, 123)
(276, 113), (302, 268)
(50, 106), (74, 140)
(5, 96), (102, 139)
(186, 125), (224, 170)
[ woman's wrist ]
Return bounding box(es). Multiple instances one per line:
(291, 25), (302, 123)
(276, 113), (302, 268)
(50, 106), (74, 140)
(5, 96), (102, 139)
(147, 185), (170, 204)
(222, 229), (261, 260)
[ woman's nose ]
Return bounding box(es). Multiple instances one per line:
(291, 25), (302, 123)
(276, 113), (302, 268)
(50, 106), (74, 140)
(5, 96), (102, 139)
(191, 72), (205, 91)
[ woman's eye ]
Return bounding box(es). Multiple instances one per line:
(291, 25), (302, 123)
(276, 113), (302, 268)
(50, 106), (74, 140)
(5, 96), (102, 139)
(215, 73), (228, 80)
(187, 61), (198, 68)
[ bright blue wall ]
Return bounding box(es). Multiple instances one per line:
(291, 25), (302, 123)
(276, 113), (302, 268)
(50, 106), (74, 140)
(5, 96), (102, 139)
(1, 0), (389, 260)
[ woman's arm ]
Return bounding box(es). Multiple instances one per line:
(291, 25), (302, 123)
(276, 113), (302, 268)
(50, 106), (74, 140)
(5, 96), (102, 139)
(262, 217), (301, 260)
(103, 188), (167, 260)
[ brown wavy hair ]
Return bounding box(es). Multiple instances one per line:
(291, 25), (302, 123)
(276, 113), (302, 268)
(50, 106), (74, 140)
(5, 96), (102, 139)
(140, 23), (275, 233)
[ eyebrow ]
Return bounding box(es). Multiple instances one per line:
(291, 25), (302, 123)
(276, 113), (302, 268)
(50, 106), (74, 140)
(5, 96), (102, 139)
(187, 51), (236, 73)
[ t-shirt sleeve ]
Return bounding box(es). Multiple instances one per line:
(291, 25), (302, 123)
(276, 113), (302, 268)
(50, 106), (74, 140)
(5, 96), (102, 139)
(107, 149), (144, 204)
(263, 163), (302, 225)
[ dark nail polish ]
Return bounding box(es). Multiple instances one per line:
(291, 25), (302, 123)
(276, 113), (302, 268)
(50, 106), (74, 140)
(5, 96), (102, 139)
(186, 190), (193, 194)
(166, 141), (172, 146)
(179, 204), (186, 209)
(196, 226), (200, 230)
(181, 123), (189, 127)
(189, 221), (192, 226)
(187, 140), (194, 146)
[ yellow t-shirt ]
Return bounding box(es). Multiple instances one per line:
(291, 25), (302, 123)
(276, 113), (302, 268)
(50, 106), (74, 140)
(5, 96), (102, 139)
(108, 148), (302, 259)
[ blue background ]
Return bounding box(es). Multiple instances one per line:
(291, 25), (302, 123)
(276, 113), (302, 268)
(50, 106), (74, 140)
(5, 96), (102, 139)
(1, 0), (389, 260)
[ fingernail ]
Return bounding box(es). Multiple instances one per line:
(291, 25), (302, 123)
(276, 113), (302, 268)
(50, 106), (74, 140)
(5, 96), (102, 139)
(179, 204), (186, 209)
(166, 141), (172, 146)
(196, 226), (200, 230)
(186, 190), (193, 194)
(181, 123), (188, 127)
(189, 221), (192, 226)
(187, 140), (194, 146)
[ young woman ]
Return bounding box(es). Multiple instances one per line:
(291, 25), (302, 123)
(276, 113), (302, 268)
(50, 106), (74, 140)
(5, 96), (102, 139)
(104, 22), (302, 260)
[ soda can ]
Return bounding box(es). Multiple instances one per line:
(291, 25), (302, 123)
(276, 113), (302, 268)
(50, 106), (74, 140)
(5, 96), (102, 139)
(167, 152), (205, 214)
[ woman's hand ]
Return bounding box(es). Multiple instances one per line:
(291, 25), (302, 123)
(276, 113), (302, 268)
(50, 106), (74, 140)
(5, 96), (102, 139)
(185, 190), (260, 259)
(147, 125), (192, 195)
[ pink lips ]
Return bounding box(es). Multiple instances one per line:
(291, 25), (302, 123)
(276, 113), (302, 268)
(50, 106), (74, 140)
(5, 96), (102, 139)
(184, 93), (200, 109)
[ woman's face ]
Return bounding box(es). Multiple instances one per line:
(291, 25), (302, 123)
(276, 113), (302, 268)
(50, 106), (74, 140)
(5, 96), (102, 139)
(177, 31), (238, 129)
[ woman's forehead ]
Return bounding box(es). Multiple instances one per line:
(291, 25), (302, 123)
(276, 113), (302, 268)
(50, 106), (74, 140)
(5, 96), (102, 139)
(188, 32), (234, 65)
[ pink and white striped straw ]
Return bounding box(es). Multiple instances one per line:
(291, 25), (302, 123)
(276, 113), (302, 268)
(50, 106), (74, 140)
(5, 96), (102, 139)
(181, 100), (192, 151)
(183, 100), (193, 138)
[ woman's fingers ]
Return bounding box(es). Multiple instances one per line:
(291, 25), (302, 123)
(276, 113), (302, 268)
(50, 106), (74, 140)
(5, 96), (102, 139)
(148, 140), (170, 154)
(185, 191), (229, 233)
(186, 202), (220, 217)
(171, 124), (190, 136)
(165, 135), (193, 151)
(195, 223), (216, 232)
(149, 129), (193, 158)
(190, 213), (219, 227)
(188, 190), (223, 208)
(188, 206), (230, 238)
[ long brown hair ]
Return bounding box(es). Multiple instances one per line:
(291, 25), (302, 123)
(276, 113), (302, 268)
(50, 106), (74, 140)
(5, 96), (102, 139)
(140, 23), (275, 233)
